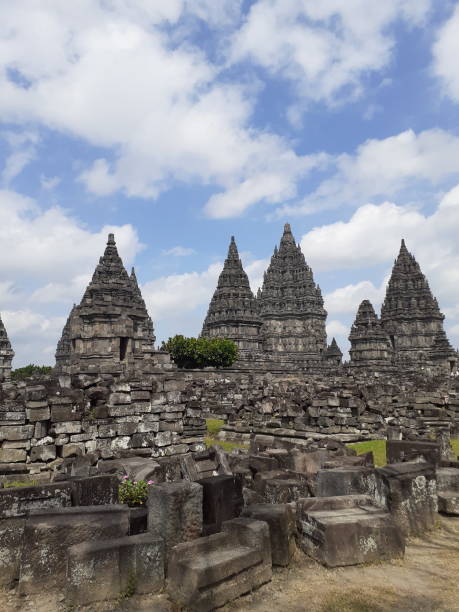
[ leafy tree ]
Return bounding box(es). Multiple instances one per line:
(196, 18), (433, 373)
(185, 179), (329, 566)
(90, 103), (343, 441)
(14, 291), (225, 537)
(161, 335), (238, 369)
(11, 364), (53, 381)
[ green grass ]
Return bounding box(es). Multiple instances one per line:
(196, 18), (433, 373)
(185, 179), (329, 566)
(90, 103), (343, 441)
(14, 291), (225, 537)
(347, 439), (459, 466)
(206, 418), (225, 436)
(347, 440), (387, 466)
(205, 418), (248, 451)
(2, 480), (39, 488)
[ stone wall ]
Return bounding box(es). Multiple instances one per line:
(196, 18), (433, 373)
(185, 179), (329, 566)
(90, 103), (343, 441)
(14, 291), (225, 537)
(1, 367), (458, 479)
(0, 371), (206, 480)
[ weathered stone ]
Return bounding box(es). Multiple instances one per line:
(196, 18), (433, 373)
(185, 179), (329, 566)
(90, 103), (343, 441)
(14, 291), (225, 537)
(0, 481), (73, 519)
(67, 533), (164, 605)
(0, 517), (25, 586)
(18, 505), (129, 594)
(0, 315), (14, 382)
(296, 495), (404, 567)
(30, 444), (56, 462)
(198, 475), (243, 535)
(242, 503), (295, 566)
(0, 425), (34, 441)
(147, 481), (202, 558)
(0, 448), (26, 463)
(168, 518), (272, 611)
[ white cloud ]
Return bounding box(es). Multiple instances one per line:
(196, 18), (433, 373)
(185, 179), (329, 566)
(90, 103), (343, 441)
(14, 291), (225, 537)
(230, 0), (430, 108)
(40, 175), (61, 190)
(162, 246), (196, 257)
(325, 280), (386, 314)
(0, 2), (319, 218)
(432, 6), (459, 103)
(281, 128), (459, 216)
(1, 130), (39, 186)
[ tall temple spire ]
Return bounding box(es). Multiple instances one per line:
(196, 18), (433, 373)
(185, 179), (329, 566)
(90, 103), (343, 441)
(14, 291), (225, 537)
(349, 300), (392, 366)
(324, 337), (343, 365)
(258, 223), (327, 357)
(0, 314), (14, 381)
(201, 236), (262, 353)
(55, 233), (156, 371)
(380, 239), (451, 365)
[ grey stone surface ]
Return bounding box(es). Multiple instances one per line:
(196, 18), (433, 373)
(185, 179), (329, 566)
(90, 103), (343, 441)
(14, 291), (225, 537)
(296, 495), (404, 567)
(168, 518), (272, 611)
(0, 314), (14, 382)
(0, 481), (73, 518)
(68, 533), (164, 605)
(376, 462), (437, 536)
(18, 505), (129, 594)
(242, 503), (296, 566)
(0, 517), (25, 587)
(147, 481), (202, 558)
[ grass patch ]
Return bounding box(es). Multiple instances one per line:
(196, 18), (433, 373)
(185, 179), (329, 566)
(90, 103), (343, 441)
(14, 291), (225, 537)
(205, 437), (248, 452)
(206, 418), (225, 436)
(451, 439), (459, 458)
(3, 480), (39, 488)
(347, 440), (387, 467)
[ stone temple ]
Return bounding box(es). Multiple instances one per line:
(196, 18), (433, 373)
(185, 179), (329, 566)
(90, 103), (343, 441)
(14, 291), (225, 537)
(201, 236), (262, 354)
(0, 314), (14, 381)
(55, 233), (158, 373)
(202, 223), (328, 365)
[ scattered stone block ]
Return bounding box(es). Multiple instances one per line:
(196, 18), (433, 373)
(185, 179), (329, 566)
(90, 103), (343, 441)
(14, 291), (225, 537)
(376, 462), (437, 536)
(316, 466), (380, 502)
(30, 444), (56, 462)
(242, 503), (295, 566)
(168, 518), (272, 611)
(18, 505), (129, 594)
(198, 475), (243, 535)
(67, 533), (164, 605)
(148, 481), (202, 558)
(0, 481), (73, 518)
(71, 474), (119, 506)
(296, 495), (404, 567)
(387, 439), (441, 465)
(0, 517), (25, 586)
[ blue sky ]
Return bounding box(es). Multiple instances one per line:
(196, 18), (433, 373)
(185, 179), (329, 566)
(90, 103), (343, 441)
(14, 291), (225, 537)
(1, 0), (459, 366)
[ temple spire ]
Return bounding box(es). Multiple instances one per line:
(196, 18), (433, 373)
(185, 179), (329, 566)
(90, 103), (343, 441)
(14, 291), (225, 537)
(349, 300), (392, 366)
(0, 314), (14, 381)
(201, 235), (262, 354)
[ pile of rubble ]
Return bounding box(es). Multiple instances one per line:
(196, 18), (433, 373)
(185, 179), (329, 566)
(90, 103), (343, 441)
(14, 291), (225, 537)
(0, 434), (457, 611)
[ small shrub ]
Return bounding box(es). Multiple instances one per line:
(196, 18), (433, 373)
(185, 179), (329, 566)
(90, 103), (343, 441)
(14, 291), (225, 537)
(119, 477), (154, 506)
(11, 364), (53, 381)
(161, 335), (238, 369)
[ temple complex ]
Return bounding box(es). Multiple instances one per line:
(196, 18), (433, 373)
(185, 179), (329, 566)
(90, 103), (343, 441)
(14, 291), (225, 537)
(0, 314), (14, 381)
(201, 236), (262, 354)
(55, 233), (157, 373)
(380, 239), (456, 369)
(257, 223), (327, 359)
(349, 300), (393, 366)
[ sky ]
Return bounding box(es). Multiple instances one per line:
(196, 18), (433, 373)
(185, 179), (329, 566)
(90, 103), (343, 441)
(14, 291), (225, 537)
(1, 0), (459, 367)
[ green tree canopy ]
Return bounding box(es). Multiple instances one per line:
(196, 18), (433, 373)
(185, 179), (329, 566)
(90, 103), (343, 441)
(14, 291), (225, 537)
(161, 335), (238, 369)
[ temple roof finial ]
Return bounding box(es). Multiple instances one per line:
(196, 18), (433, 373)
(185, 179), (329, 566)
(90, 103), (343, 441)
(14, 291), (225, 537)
(107, 233), (115, 245)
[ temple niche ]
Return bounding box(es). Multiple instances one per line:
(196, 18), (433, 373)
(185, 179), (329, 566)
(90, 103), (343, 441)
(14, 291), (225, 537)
(380, 239), (456, 368)
(257, 224), (327, 359)
(201, 236), (262, 354)
(55, 234), (156, 373)
(0, 314), (14, 381)
(349, 300), (393, 366)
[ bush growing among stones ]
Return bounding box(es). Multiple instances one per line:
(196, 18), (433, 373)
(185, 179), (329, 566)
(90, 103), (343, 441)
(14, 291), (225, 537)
(161, 335), (238, 369)
(119, 477), (154, 506)
(11, 364), (53, 380)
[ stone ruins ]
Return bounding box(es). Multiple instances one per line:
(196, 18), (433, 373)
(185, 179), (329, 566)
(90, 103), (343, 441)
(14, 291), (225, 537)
(0, 225), (458, 610)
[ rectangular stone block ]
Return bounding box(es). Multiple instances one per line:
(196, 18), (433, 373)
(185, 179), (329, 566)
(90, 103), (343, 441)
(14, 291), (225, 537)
(0, 425), (34, 441)
(67, 534), (164, 605)
(148, 481), (202, 559)
(198, 475), (243, 535)
(26, 407), (50, 421)
(0, 517), (25, 587)
(61, 442), (85, 458)
(18, 505), (129, 594)
(71, 474), (119, 506)
(0, 448), (26, 463)
(242, 503), (296, 566)
(51, 405), (82, 422)
(387, 439), (441, 465)
(30, 444), (56, 462)
(53, 421), (81, 434)
(0, 481), (73, 519)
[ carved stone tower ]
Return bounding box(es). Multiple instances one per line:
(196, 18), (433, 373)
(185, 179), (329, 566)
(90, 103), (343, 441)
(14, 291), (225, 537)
(0, 314), (14, 381)
(55, 234), (156, 372)
(349, 300), (393, 366)
(258, 223), (327, 358)
(201, 236), (262, 353)
(380, 239), (451, 365)
(324, 338), (343, 366)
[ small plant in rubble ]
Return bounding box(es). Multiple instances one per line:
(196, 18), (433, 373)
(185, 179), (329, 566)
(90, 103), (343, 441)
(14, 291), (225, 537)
(119, 476), (154, 506)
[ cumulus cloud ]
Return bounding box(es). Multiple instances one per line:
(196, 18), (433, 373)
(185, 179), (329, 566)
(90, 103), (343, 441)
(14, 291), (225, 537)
(280, 128), (459, 216)
(432, 5), (459, 103)
(230, 0), (431, 108)
(0, 1), (322, 219)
